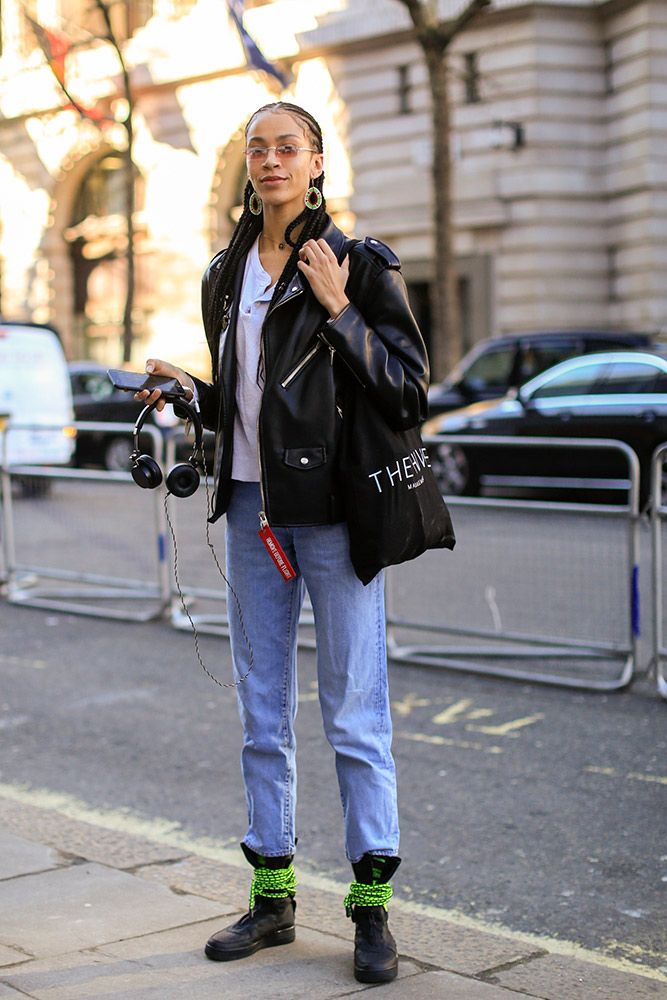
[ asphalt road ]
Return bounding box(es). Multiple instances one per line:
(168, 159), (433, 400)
(1, 479), (666, 976)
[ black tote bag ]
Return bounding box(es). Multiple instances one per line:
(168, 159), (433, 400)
(339, 383), (456, 585)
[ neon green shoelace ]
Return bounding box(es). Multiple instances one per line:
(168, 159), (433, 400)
(249, 863), (297, 909)
(344, 880), (393, 916)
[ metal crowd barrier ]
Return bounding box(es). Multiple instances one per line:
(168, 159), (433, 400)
(650, 443), (667, 700)
(386, 435), (641, 692)
(2, 423), (662, 696)
(1, 421), (170, 620)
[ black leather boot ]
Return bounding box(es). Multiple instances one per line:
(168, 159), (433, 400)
(346, 853), (401, 984)
(205, 844), (296, 961)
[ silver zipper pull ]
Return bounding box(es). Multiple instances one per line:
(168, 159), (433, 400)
(259, 511), (268, 529)
(329, 345), (335, 365)
(221, 293), (232, 332)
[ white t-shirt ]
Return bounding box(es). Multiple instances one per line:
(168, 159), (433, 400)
(231, 237), (274, 481)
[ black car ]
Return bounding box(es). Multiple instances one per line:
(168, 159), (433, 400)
(422, 350), (667, 505)
(69, 362), (213, 472)
(427, 329), (654, 417)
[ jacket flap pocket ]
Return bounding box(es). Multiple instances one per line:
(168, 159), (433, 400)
(284, 447), (326, 470)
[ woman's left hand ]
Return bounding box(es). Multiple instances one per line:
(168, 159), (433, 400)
(297, 239), (350, 319)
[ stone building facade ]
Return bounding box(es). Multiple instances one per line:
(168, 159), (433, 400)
(0, 0), (352, 375)
(302, 0), (667, 359)
(0, 0), (665, 376)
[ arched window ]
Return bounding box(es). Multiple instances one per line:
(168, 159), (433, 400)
(71, 154), (130, 224)
(66, 153), (149, 363)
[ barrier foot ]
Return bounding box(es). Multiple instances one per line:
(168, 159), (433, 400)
(387, 637), (634, 692)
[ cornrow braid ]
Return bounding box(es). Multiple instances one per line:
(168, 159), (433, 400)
(207, 103), (329, 376)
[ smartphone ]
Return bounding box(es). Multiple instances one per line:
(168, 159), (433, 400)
(107, 369), (187, 399)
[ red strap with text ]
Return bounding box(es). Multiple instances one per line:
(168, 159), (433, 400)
(258, 521), (296, 581)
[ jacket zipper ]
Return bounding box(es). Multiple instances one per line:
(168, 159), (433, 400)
(214, 294), (233, 498)
(281, 341), (323, 388)
(319, 330), (365, 388)
(257, 323), (268, 525)
(258, 276), (318, 526)
(257, 276), (308, 525)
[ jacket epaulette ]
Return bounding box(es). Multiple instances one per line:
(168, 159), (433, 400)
(210, 248), (227, 271)
(357, 237), (401, 270)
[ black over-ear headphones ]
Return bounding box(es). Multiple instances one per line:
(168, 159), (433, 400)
(131, 398), (203, 498)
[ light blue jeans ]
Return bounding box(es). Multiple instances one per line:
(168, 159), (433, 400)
(225, 481), (399, 863)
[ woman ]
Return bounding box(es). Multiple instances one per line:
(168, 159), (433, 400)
(138, 101), (429, 985)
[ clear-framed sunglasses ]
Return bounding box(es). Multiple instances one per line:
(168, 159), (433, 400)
(244, 144), (318, 161)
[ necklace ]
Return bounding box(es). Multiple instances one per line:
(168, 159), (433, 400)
(261, 233), (285, 251)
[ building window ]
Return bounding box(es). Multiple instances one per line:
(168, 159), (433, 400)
(398, 64), (412, 114)
(66, 154), (148, 361)
(604, 40), (615, 95)
(71, 154), (131, 222)
(607, 246), (620, 302)
(463, 52), (480, 104)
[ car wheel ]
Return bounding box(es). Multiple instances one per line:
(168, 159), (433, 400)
(429, 442), (478, 496)
(658, 460), (667, 507)
(104, 436), (134, 472)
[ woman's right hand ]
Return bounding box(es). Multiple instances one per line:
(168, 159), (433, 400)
(134, 359), (195, 411)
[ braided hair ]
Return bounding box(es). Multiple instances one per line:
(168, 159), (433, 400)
(208, 102), (329, 373)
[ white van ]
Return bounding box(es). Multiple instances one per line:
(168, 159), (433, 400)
(0, 321), (75, 468)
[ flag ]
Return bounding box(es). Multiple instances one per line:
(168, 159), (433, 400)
(25, 12), (112, 124)
(25, 13), (69, 87)
(226, 0), (290, 90)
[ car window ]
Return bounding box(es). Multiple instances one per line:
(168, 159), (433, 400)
(598, 361), (666, 394)
(530, 361), (609, 400)
(586, 338), (645, 353)
(80, 374), (114, 400)
(519, 343), (581, 381)
(461, 346), (515, 391)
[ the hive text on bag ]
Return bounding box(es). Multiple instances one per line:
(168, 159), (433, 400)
(368, 448), (431, 493)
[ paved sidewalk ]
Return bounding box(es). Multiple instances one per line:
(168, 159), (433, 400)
(1, 795), (665, 999)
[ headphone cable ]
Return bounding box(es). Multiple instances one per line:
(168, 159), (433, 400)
(163, 437), (255, 689)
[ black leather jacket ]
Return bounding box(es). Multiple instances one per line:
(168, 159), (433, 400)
(191, 217), (429, 527)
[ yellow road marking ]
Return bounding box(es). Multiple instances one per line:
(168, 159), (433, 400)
(0, 780), (664, 983)
(628, 772), (667, 786)
(431, 698), (475, 724)
(468, 713), (545, 737)
(585, 766), (667, 786)
(392, 692), (432, 717)
(430, 701), (542, 739)
(0, 654), (47, 670)
(398, 730), (504, 755)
